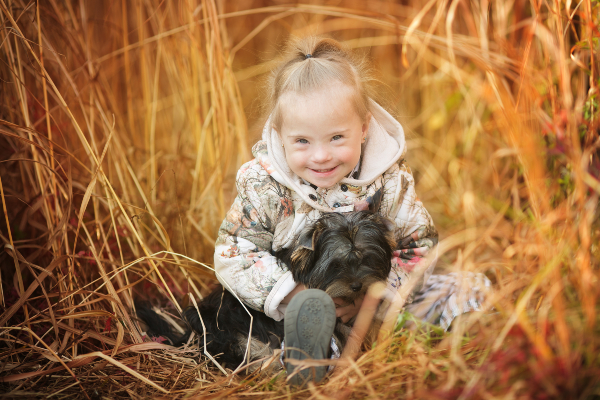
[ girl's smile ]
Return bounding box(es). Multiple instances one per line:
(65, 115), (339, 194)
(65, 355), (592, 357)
(309, 166), (339, 179)
(278, 82), (370, 189)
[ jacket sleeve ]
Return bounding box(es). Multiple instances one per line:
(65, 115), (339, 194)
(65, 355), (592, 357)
(382, 161), (439, 296)
(213, 160), (297, 320)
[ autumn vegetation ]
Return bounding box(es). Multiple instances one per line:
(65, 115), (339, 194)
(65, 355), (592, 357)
(0, 1), (599, 398)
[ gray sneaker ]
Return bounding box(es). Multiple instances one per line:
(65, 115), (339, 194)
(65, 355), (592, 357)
(284, 289), (336, 386)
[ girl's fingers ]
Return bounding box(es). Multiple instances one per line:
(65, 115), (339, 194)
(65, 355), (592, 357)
(335, 303), (360, 322)
(333, 297), (346, 307)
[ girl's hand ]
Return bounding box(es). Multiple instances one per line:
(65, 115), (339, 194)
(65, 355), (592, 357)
(333, 295), (364, 323)
(282, 284), (306, 304)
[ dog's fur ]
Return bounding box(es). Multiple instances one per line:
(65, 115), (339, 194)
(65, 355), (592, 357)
(136, 210), (395, 369)
(276, 211), (395, 305)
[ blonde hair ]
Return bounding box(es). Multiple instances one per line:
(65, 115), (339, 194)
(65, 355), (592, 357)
(266, 36), (375, 132)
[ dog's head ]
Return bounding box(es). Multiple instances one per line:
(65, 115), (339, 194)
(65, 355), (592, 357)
(276, 211), (395, 305)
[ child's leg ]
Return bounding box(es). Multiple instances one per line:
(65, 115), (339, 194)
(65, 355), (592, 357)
(404, 271), (492, 330)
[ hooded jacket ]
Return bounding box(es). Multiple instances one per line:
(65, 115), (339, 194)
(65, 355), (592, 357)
(214, 101), (438, 320)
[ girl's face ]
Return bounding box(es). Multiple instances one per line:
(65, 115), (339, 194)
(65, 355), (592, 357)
(279, 83), (370, 189)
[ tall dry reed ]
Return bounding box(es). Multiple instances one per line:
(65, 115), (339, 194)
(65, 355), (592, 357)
(0, 0), (598, 398)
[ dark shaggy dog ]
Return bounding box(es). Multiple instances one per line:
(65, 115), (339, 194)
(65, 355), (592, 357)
(137, 211), (394, 370)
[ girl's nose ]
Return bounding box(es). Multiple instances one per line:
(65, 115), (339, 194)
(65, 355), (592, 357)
(311, 145), (332, 163)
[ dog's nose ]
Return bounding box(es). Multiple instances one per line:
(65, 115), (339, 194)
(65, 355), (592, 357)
(350, 282), (362, 292)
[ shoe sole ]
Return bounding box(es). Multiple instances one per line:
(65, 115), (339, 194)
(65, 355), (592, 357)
(284, 289), (336, 386)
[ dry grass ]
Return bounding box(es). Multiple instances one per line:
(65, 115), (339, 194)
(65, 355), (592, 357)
(0, 0), (599, 398)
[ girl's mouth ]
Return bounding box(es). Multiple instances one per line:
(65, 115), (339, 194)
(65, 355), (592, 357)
(310, 166), (337, 174)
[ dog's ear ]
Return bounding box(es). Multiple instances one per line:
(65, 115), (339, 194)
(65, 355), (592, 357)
(290, 247), (315, 280)
(365, 212), (396, 233)
(368, 214), (397, 251)
(381, 218), (397, 251)
(377, 215), (396, 233)
(297, 227), (317, 251)
(289, 226), (319, 281)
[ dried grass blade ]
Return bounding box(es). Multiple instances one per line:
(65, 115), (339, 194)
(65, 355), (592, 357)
(0, 342), (175, 383)
(400, 0), (437, 67)
(0, 327), (89, 399)
(46, 380), (81, 398)
(0, 255), (67, 327)
(341, 282), (386, 361)
(188, 294), (229, 376)
(0, 0), (99, 167)
(71, 123), (113, 255)
(77, 352), (169, 394)
(112, 316), (125, 358)
(377, 250), (435, 341)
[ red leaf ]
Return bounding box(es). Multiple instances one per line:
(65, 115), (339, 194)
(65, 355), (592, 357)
(152, 336), (167, 344)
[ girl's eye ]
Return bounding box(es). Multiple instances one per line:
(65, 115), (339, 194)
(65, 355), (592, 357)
(296, 138), (308, 144)
(332, 135), (342, 141)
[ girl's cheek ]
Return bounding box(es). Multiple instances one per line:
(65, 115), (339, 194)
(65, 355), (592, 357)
(338, 145), (361, 160)
(288, 149), (305, 161)
(285, 152), (304, 169)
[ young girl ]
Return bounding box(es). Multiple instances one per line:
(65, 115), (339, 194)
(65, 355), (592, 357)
(214, 36), (490, 384)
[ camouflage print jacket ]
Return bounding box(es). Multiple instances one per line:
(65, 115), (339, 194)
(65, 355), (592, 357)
(214, 101), (438, 321)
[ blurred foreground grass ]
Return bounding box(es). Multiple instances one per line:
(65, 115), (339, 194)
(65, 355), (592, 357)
(0, 0), (599, 398)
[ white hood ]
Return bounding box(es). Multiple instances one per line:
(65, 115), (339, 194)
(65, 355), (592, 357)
(262, 100), (407, 212)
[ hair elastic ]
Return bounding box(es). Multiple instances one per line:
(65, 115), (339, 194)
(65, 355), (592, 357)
(305, 54), (312, 59)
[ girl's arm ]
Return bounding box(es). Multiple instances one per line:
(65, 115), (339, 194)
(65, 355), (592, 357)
(213, 160), (297, 321)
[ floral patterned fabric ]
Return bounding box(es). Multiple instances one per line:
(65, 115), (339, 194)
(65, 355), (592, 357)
(404, 271), (492, 331)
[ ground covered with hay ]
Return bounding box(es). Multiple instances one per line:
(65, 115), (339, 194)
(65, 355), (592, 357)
(0, 0), (599, 399)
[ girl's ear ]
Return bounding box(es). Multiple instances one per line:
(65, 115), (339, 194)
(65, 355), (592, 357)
(362, 112), (372, 137)
(274, 128), (286, 151)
